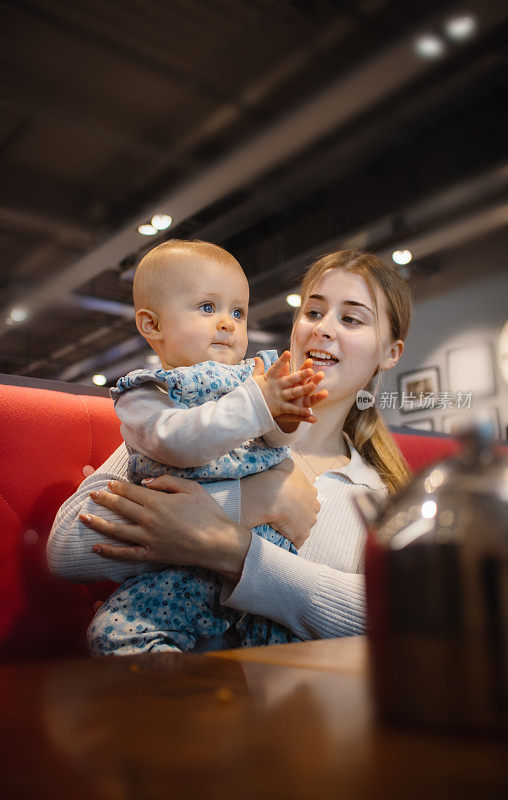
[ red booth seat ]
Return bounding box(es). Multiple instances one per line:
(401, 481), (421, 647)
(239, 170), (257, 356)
(0, 380), (462, 662)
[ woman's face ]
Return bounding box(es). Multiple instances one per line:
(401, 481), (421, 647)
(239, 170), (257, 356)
(292, 268), (399, 408)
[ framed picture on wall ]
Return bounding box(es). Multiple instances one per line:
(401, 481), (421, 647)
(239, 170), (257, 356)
(447, 341), (496, 398)
(398, 366), (440, 413)
(403, 418), (434, 431)
(443, 408), (501, 439)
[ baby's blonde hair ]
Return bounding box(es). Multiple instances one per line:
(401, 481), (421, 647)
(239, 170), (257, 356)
(133, 239), (243, 311)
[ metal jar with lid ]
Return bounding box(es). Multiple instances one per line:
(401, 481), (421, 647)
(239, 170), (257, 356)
(356, 424), (508, 734)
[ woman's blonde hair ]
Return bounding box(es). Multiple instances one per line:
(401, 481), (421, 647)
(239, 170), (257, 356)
(294, 250), (413, 494)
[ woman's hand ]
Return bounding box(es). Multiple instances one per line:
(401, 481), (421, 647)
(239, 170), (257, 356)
(240, 459), (319, 548)
(79, 476), (251, 582)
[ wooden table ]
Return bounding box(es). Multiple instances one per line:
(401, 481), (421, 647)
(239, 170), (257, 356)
(1, 637), (506, 800)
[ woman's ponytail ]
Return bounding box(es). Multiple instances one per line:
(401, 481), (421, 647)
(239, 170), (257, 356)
(345, 403), (411, 494)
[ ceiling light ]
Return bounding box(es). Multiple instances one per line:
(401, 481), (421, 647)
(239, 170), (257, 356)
(392, 250), (413, 265)
(138, 224), (158, 236)
(414, 34), (445, 59)
(9, 306), (29, 323)
(151, 214), (172, 230)
(421, 500), (437, 519)
(445, 13), (477, 41)
(92, 374), (107, 386)
(286, 294), (301, 308)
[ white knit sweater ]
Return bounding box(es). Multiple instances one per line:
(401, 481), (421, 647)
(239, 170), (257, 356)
(47, 437), (386, 640)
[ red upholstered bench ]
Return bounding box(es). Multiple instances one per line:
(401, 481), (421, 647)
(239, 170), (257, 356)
(0, 377), (462, 663)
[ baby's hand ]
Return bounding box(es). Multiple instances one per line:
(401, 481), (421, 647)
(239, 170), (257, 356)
(252, 352), (326, 426)
(274, 358), (328, 433)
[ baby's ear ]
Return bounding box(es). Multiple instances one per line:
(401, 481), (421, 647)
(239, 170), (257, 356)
(135, 308), (161, 341)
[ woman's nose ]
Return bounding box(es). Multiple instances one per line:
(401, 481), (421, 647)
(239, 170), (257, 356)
(313, 318), (334, 340)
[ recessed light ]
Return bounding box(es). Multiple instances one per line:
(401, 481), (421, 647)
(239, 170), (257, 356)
(414, 34), (445, 59)
(421, 500), (437, 519)
(92, 374), (107, 386)
(392, 250), (413, 266)
(445, 13), (477, 41)
(10, 306), (29, 323)
(286, 294), (301, 308)
(138, 224), (158, 236)
(151, 214), (173, 230)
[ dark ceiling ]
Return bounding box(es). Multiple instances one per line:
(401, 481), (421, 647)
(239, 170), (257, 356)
(1, 0), (507, 384)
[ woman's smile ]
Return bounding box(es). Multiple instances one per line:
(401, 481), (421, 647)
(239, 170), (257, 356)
(306, 348), (339, 368)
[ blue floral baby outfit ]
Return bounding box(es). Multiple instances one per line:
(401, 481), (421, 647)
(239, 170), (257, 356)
(88, 351), (300, 656)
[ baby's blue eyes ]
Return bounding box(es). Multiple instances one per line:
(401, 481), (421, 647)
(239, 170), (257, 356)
(199, 303), (245, 319)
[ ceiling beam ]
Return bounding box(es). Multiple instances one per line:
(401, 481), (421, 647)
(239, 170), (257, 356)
(191, 55), (504, 252)
(35, 167), (508, 381)
(1, 0), (505, 337)
(0, 162), (95, 244)
(0, 206), (93, 248)
(60, 295), (135, 319)
(248, 197), (508, 323)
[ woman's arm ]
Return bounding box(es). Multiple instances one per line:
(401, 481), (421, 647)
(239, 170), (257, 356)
(78, 476), (251, 581)
(47, 443), (241, 583)
(221, 535), (365, 639)
(82, 475), (364, 639)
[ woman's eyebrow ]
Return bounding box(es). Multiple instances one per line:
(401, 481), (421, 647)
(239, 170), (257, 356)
(309, 293), (374, 315)
(343, 299), (374, 315)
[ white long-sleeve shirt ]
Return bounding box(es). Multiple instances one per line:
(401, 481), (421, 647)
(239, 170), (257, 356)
(115, 376), (298, 468)
(47, 430), (386, 640)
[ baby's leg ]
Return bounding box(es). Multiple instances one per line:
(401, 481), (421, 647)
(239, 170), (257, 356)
(236, 614), (301, 647)
(87, 567), (237, 656)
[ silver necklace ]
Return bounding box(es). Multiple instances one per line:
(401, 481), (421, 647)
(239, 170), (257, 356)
(295, 437), (345, 480)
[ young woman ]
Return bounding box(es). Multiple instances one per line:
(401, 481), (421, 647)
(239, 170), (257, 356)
(48, 250), (412, 646)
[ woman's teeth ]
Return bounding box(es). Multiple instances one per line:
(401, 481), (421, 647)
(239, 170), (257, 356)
(307, 350), (339, 366)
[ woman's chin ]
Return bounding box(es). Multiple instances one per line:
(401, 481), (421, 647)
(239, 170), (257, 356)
(317, 381), (358, 409)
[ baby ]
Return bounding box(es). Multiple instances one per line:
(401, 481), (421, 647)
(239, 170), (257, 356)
(88, 239), (324, 656)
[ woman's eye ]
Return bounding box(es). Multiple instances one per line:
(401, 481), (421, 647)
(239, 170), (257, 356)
(306, 309), (322, 319)
(343, 315), (362, 325)
(232, 308), (244, 320)
(200, 303), (214, 314)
